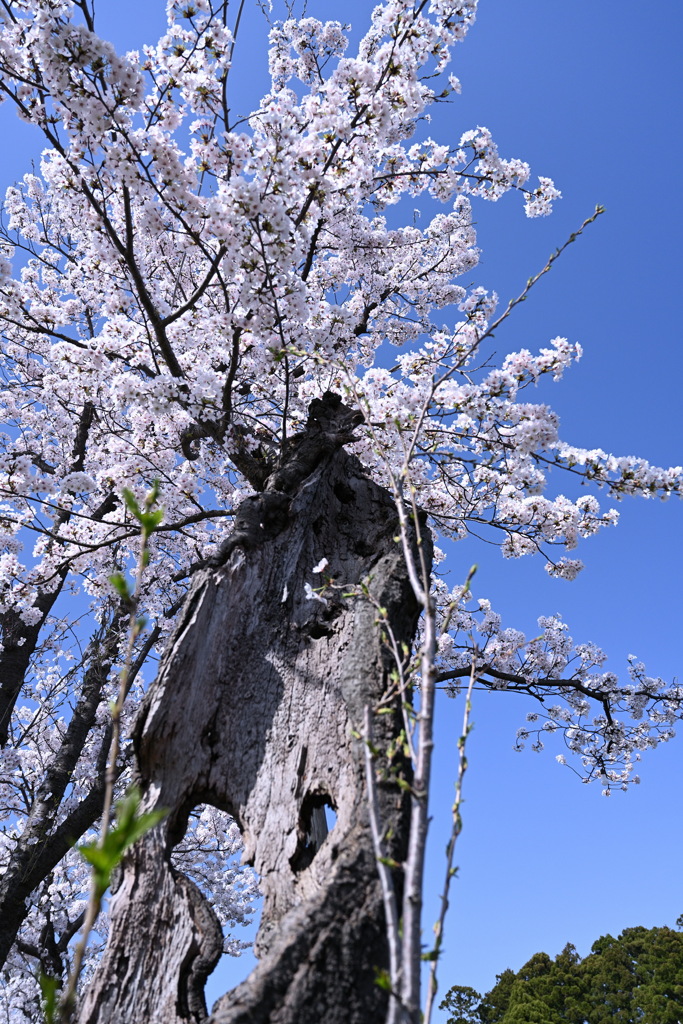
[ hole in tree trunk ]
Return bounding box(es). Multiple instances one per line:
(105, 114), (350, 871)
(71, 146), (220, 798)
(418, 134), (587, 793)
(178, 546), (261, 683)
(289, 791), (337, 874)
(204, 901), (263, 1013)
(170, 804), (261, 1008)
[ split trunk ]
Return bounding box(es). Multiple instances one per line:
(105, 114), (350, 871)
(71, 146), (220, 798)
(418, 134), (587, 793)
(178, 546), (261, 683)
(80, 397), (430, 1023)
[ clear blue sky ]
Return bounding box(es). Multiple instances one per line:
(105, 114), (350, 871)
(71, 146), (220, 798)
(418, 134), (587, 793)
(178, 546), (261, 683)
(2, 0), (681, 1015)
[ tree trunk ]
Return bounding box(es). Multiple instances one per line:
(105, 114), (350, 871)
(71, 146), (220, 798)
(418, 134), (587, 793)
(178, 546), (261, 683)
(80, 396), (430, 1024)
(0, 616), (123, 968)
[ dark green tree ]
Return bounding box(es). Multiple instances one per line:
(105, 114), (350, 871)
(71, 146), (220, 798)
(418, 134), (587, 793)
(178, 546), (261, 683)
(581, 926), (683, 1024)
(439, 970), (516, 1024)
(496, 947), (585, 1024)
(441, 921), (683, 1024)
(439, 984), (482, 1024)
(476, 969), (516, 1024)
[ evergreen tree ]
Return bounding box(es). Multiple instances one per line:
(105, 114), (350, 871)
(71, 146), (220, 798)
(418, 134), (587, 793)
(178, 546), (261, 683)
(439, 984), (482, 1024)
(476, 970), (516, 1024)
(581, 926), (683, 1024)
(499, 948), (585, 1024)
(442, 921), (683, 1024)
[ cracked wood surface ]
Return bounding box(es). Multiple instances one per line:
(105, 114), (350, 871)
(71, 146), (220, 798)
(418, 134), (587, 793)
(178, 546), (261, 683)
(80, 397), (430, 1024)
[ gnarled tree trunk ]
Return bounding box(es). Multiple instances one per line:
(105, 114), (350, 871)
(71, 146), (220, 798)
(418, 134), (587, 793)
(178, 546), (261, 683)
(80, 395), (430, 1024)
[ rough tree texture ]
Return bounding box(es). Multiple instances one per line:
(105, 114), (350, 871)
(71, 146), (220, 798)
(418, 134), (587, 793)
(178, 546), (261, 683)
(79, 395), (431, 1024)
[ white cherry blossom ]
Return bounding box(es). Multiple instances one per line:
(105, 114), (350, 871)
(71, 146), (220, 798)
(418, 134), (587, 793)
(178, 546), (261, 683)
(0, 0), (680, 1015)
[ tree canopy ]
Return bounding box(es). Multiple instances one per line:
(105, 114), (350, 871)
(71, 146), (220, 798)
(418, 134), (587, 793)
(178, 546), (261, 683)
(441, 923), (683, 1024)
(0, 0), (681, 1020)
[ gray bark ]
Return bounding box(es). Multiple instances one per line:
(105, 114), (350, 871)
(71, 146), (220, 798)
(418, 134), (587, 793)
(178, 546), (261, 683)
(0, 614), (161, 971)
(80, 395), (430, 1024)
(0, 614), (125, 968)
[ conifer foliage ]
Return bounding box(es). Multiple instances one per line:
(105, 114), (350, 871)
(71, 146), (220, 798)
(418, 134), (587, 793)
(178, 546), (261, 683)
(441, 924), (683, 1024)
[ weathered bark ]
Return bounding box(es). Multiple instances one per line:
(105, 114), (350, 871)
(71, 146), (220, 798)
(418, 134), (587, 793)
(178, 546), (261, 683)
(0, 403), (111, 747)
(80, 395), (431, 1024)
(0, 591), (65, 748)
(0, 614), (162, 972)
(0, 614), (127, 968)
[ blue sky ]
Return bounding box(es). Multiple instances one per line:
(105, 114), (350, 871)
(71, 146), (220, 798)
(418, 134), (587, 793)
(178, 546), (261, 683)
(409, 1), (683, 1011)
(1, 0), (681, 1015)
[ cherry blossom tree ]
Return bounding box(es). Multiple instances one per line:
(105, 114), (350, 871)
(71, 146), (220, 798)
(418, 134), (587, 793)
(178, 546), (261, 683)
(0, 1), (681, 1022)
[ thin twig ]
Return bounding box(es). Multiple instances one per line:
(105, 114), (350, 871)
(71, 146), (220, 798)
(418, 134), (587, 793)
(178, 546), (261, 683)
(59, 489), (160, 1020)
(363, 706), (402, 1023)
(424, 659), (477, 1024)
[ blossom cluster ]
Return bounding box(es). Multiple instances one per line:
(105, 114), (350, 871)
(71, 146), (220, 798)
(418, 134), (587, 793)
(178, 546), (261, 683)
(0, 0), (680, 1012)
(432, 583), (682, 791)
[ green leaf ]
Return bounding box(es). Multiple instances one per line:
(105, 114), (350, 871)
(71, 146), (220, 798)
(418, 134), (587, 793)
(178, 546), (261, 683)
(79, 844), (112, 872)
(122, 483), (163, 535)
(378, 856), (401, 869)
(464, 565), (477, 591)
(138, 508), (164, 535)
(373, 967), (392, 992)
(38, 973), (59, 1024)
(113, 786), (167, 845)
(109, 572), (131, 601)
(122, 487), (142, 519)
(78, 788), (166, 896)
(143, 479), (161, 508)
